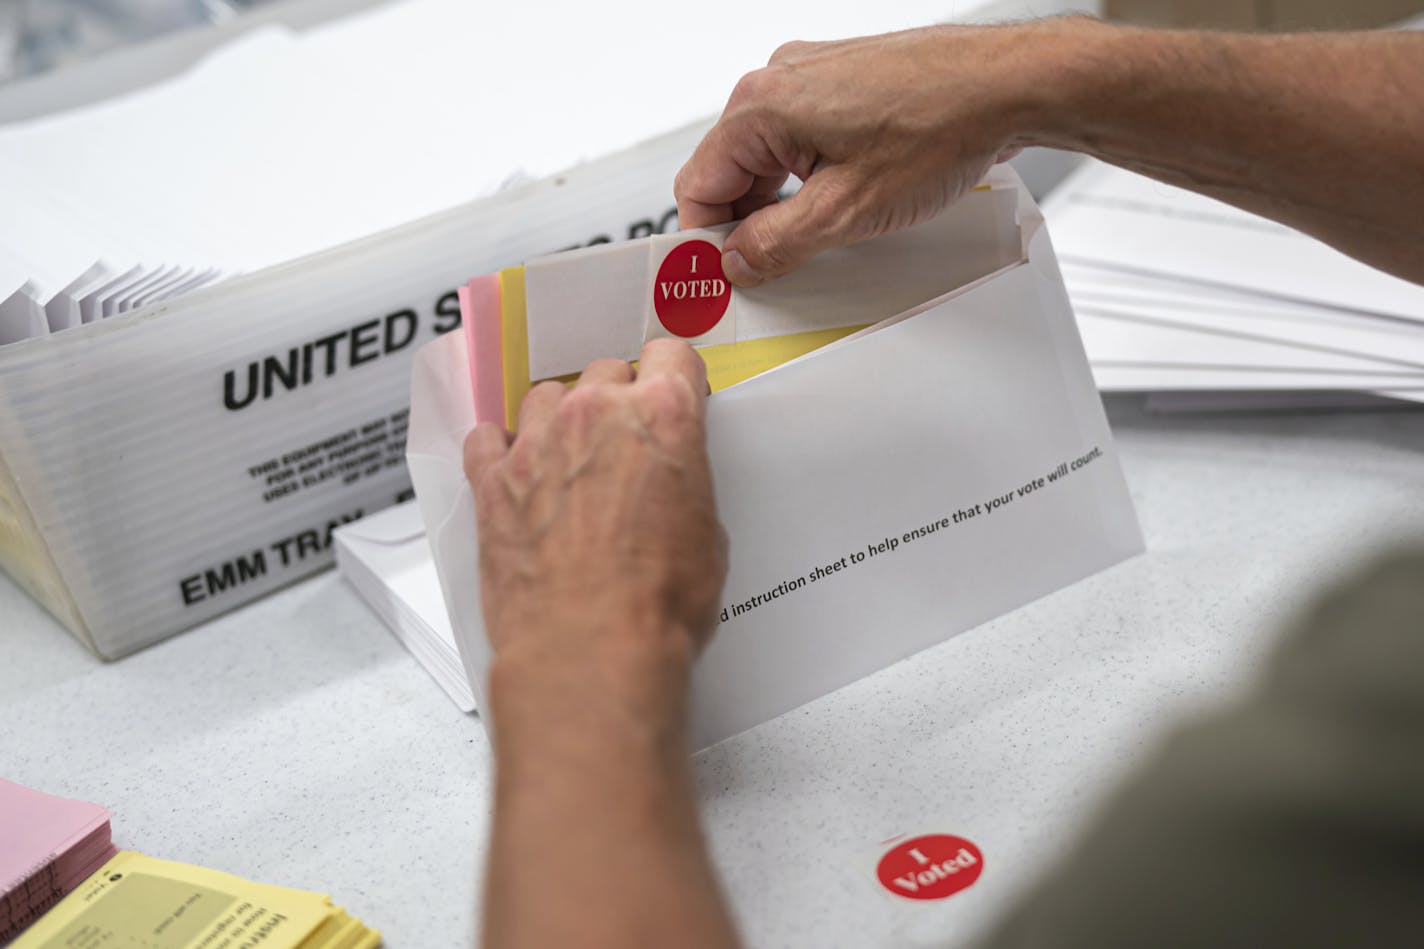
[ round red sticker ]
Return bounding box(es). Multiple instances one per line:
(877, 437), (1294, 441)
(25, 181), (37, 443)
(653, 239), (731, 338)
(876, 834), (984, 901)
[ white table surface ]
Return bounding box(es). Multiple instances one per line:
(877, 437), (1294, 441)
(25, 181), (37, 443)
(6, 397), (1424, 948)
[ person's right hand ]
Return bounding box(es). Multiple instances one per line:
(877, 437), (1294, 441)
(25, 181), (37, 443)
(675, 18), (1097, 287)
(464, 339), (727, 739)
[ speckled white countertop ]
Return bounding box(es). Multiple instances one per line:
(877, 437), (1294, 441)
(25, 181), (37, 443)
(6, 397), (1424, 948)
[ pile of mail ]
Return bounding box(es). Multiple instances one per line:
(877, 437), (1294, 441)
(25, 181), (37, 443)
(0, 779), (117, 943)
(1045, 159), (1424, 409)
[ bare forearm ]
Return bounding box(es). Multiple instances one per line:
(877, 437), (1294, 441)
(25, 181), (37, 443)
(466, 342), (736, 949)
(1024, 21), (1424, 281)
(481, 641), (741, 949)
(676, 17), (1421, 286)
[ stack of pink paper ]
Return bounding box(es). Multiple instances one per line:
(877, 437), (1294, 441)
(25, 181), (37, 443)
(1, 778), (117, 943)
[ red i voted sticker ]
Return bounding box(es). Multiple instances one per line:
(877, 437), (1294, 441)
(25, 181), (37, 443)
(653, 239), (731, 338)
(876, 834), (984, 901)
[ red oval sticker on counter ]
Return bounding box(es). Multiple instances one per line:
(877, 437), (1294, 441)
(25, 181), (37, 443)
(654, 239), (730, 338)
(877, 834), (984, 901)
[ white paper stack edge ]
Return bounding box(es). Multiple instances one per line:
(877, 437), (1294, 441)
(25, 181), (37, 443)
(1043, 158), (1424, 410)
(333, 501), (473, 711)
(0, 265), (224, 346)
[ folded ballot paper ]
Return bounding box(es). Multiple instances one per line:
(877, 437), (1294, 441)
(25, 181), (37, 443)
(405, 166), (1144, 747)
(8, 851), (379, 949)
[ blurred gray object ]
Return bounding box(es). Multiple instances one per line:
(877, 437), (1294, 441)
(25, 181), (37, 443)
(1104, 0), (1423, 29)
(0, 0), (266, 80)
(0, 0), (388, 106)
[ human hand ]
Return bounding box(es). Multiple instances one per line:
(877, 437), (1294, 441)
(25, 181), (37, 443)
(464, 339), (728, 735)
(675, 19), (1095, 286)
(470, 342), (742, 949)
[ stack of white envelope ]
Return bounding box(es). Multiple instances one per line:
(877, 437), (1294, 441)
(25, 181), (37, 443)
(1044, 159), (1424, 410)
(0, 263), (224, 345)
(334, 501), (473, 711)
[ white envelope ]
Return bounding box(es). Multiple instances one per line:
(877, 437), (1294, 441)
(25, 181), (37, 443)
(407, 172), (1144, 749)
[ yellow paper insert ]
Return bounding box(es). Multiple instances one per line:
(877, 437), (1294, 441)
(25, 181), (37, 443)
(10, 851), (380, 949)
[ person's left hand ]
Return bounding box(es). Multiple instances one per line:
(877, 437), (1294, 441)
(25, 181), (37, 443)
(464, 338), (728, 737)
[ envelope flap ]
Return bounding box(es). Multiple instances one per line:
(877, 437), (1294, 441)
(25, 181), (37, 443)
(336, 500), (426, 546)
(406, 330), (492, 715)
(408, 331), (476, 462)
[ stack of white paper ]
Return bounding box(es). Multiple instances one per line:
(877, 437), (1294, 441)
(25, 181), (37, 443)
(1044, 159), (1424, 409)
(334, 500), (472, 711)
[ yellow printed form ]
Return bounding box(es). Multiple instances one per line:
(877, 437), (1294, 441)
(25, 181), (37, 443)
(695, 326), (868, 391)
(10, 851), (380, 949)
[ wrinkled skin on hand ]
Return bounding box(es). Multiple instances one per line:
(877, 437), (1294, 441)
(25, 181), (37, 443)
(464, 339), (728, 729)
(674, 22), (1060, 286)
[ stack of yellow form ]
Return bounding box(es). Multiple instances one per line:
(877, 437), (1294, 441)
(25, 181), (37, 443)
(10, 851), (379, 949)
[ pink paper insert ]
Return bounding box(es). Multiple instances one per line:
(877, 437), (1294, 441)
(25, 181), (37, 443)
(460, 275), (505, 425)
